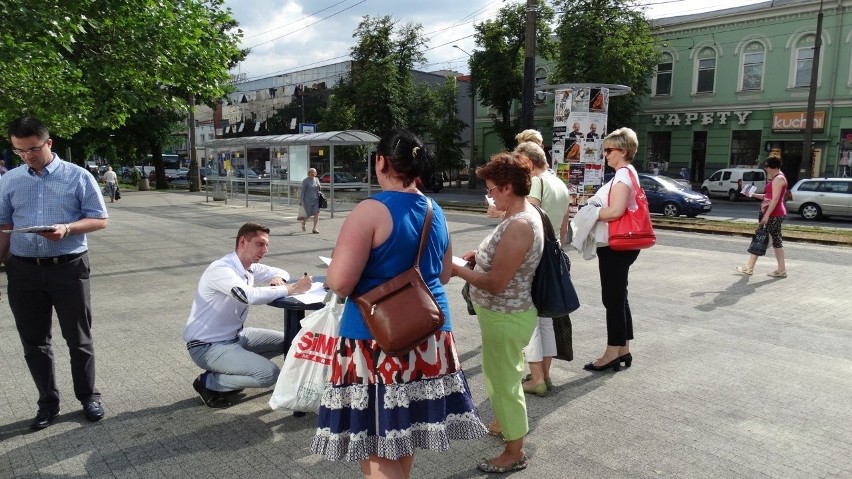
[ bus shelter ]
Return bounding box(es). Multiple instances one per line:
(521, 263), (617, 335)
(199, 130), (380, 216)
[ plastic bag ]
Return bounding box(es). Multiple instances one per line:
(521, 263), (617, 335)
(269, 294), (342, 412)
(297, 205), (307, 221)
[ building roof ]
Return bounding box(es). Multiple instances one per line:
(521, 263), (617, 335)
(199, 130), (380, 148)
(651, 0), (813, 28)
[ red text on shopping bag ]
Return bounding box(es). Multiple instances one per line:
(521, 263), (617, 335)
(295, 331), (336, 365)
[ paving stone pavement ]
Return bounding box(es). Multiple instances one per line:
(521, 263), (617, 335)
(1, 190), (850, 479)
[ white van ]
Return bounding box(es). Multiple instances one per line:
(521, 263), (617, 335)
(700, 168), (767, 201)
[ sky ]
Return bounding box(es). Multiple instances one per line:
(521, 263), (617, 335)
(222, 0), (768, 82)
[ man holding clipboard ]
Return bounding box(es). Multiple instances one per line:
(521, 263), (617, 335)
(0, 116), (109, 430)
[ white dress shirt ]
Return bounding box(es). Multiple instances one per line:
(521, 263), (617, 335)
(183, 251), (291, 343)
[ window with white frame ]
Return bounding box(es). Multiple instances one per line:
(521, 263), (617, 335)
(741, 42), (765, 91)
(696, 47), (716, 93)
(655, 53), (673, 96)
(794, 35), (816, 88)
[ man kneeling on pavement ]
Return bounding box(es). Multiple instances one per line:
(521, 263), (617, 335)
(183, 222), (312, 408)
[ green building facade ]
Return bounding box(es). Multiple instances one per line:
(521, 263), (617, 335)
(637, 0), (852, 185)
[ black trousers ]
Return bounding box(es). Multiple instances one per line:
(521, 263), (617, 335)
(597, 247), (640, 347)
(6, 253), (99, 409)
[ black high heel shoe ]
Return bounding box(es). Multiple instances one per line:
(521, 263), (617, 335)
(583, 357), (621, 372)
(620, 353), (632, 368)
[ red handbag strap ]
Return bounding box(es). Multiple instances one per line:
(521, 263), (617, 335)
(414, 199), (434, 268)
(607, 167), (641, 204)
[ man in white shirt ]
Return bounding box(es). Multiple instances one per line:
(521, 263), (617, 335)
(183, 222), (313, 408)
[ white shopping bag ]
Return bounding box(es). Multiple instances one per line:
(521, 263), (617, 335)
(269, 294), (342, 412)
(297, 205), (308, 221)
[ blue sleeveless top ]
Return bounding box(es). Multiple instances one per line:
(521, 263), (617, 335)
(339, 191), (452, 339)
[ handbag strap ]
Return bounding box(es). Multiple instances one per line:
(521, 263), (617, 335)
(413, 198), (434, 268)
(531, 203), (557, 243)
(607, 167), (641, 204)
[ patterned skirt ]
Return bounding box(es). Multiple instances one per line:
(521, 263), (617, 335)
(311, 330), (487, 462)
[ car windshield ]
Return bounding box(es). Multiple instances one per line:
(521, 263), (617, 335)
(656, 175), (689, 191)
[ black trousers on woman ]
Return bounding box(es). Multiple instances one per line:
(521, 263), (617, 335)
(597, 246), (640, 346)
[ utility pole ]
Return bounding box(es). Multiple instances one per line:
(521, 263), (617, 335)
(188, 93), (199, 192)
(801, 0), (823, 179)
(521, 0), (538, 130)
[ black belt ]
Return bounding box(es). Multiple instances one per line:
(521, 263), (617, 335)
(186, 340), (208, 350)
(13, 251), (86, 266)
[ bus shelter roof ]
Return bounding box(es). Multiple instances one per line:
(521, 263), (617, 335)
(199, 130), (380, 148)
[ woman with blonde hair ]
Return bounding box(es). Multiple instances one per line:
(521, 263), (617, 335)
(584, 127), (642, 372)
(514, 141), (571, 396)
(515, 129), (543, 147)
(299, 168), (321, 233)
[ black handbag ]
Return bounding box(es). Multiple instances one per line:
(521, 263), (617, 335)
(552, 315), (573, 362)
(748, 225), (769, 256)
(531, 204), (580, 317)
(318, 192), (328, 209)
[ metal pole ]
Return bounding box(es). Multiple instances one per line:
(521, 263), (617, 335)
(453, 45), (478, 189)
(802, 0), (823, 178)
(188, 93), (199, 192)
(521, 0), (538, 130)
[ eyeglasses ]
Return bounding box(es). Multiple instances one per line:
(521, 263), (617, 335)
(604, 147), (622, 155)
(485, 184), (499, 196)
(12, 140), (49, 156)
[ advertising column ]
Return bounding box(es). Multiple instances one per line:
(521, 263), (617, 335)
(551, 86), (610, 212)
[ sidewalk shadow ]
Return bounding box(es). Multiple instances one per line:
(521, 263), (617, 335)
(691, 274), (775, 312)
(1, 398), (281, 477)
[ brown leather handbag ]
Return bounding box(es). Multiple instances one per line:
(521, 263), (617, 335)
(352, 200), (446, 357)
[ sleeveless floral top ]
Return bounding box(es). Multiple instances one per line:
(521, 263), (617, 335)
(470, 206), (544, 313)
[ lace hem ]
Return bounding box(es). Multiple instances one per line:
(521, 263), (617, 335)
(311, 411), (487, 462)
(322, 372), (467, 410)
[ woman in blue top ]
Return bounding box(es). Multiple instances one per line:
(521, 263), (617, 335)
(311, 129), (486, 477)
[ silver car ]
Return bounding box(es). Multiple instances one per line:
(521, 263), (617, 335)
(785, 178), (852, 220)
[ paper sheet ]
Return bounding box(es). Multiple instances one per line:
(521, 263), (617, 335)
(290, 281), (328, 304)
(452, 255), (470, 268)
(1, 226), (56, 233)
(319, 256), (332, 266)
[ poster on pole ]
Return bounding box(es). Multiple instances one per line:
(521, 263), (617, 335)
(552, 86), (609, 205)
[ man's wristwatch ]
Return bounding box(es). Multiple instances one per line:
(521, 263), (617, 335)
(64, 224), (72, 238)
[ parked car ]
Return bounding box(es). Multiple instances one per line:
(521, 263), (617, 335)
(700, 167), (767, 201)
(785, 177), (852, 220)
(320, 172), (362, 190)
(605, 173), (712, 218)
(148, 168), (179, 183)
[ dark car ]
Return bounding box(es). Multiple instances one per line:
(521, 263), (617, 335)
(604, 173), (712, 218)
(320, 172), (362, 190)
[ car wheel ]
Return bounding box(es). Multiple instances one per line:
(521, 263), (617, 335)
(728, 189), (739, 202)
(662, 202), (680, 217)
(701, 187), (710, 197)
(799, 203), (821, 220)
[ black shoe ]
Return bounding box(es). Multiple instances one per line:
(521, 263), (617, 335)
(192, 375), (232, 409)
(620, 353), (633, 368)
(31, 408), (60, 430)
(83, 401), (105, 422)
(583, 357), (621, 372)
(292, 411), (307, 418)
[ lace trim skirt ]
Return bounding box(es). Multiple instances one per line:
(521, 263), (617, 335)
(311, 330), (486, 462)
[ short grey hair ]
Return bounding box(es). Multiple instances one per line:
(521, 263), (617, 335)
(514, 141), (547, 170)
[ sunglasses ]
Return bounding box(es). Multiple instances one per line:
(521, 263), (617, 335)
(604, 147), (622, 155)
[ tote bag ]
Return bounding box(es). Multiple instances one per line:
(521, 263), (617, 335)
(607, 169), (656, 251)
(269, 294), (342, 413)
(747, 225), (769, 256)
(531, 204), (581, 317)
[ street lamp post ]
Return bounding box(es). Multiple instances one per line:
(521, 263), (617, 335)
(454, 45), (477, 189)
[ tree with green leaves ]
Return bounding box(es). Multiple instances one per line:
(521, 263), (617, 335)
(0, 0), (243, 137)
(319, 15), (429, 138)
(469, 2), (556, 151)
(551, 0), (660, 130)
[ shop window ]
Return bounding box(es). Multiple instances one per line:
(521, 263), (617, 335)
(793, 35), (815, 88)
(695, 47), (716, 94)
(646, 132), (671, 171)
(741, 42), (765, 91)
(730, 130), (762, 167)
(654, 53), (673, 96)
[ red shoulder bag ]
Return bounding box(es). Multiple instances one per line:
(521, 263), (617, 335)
(607, 168), (656, 251)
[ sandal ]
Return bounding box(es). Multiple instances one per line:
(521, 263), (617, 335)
(477, 455), (528, 473)
(736, 266), (753, 275)
(767, 270), (787, 278)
